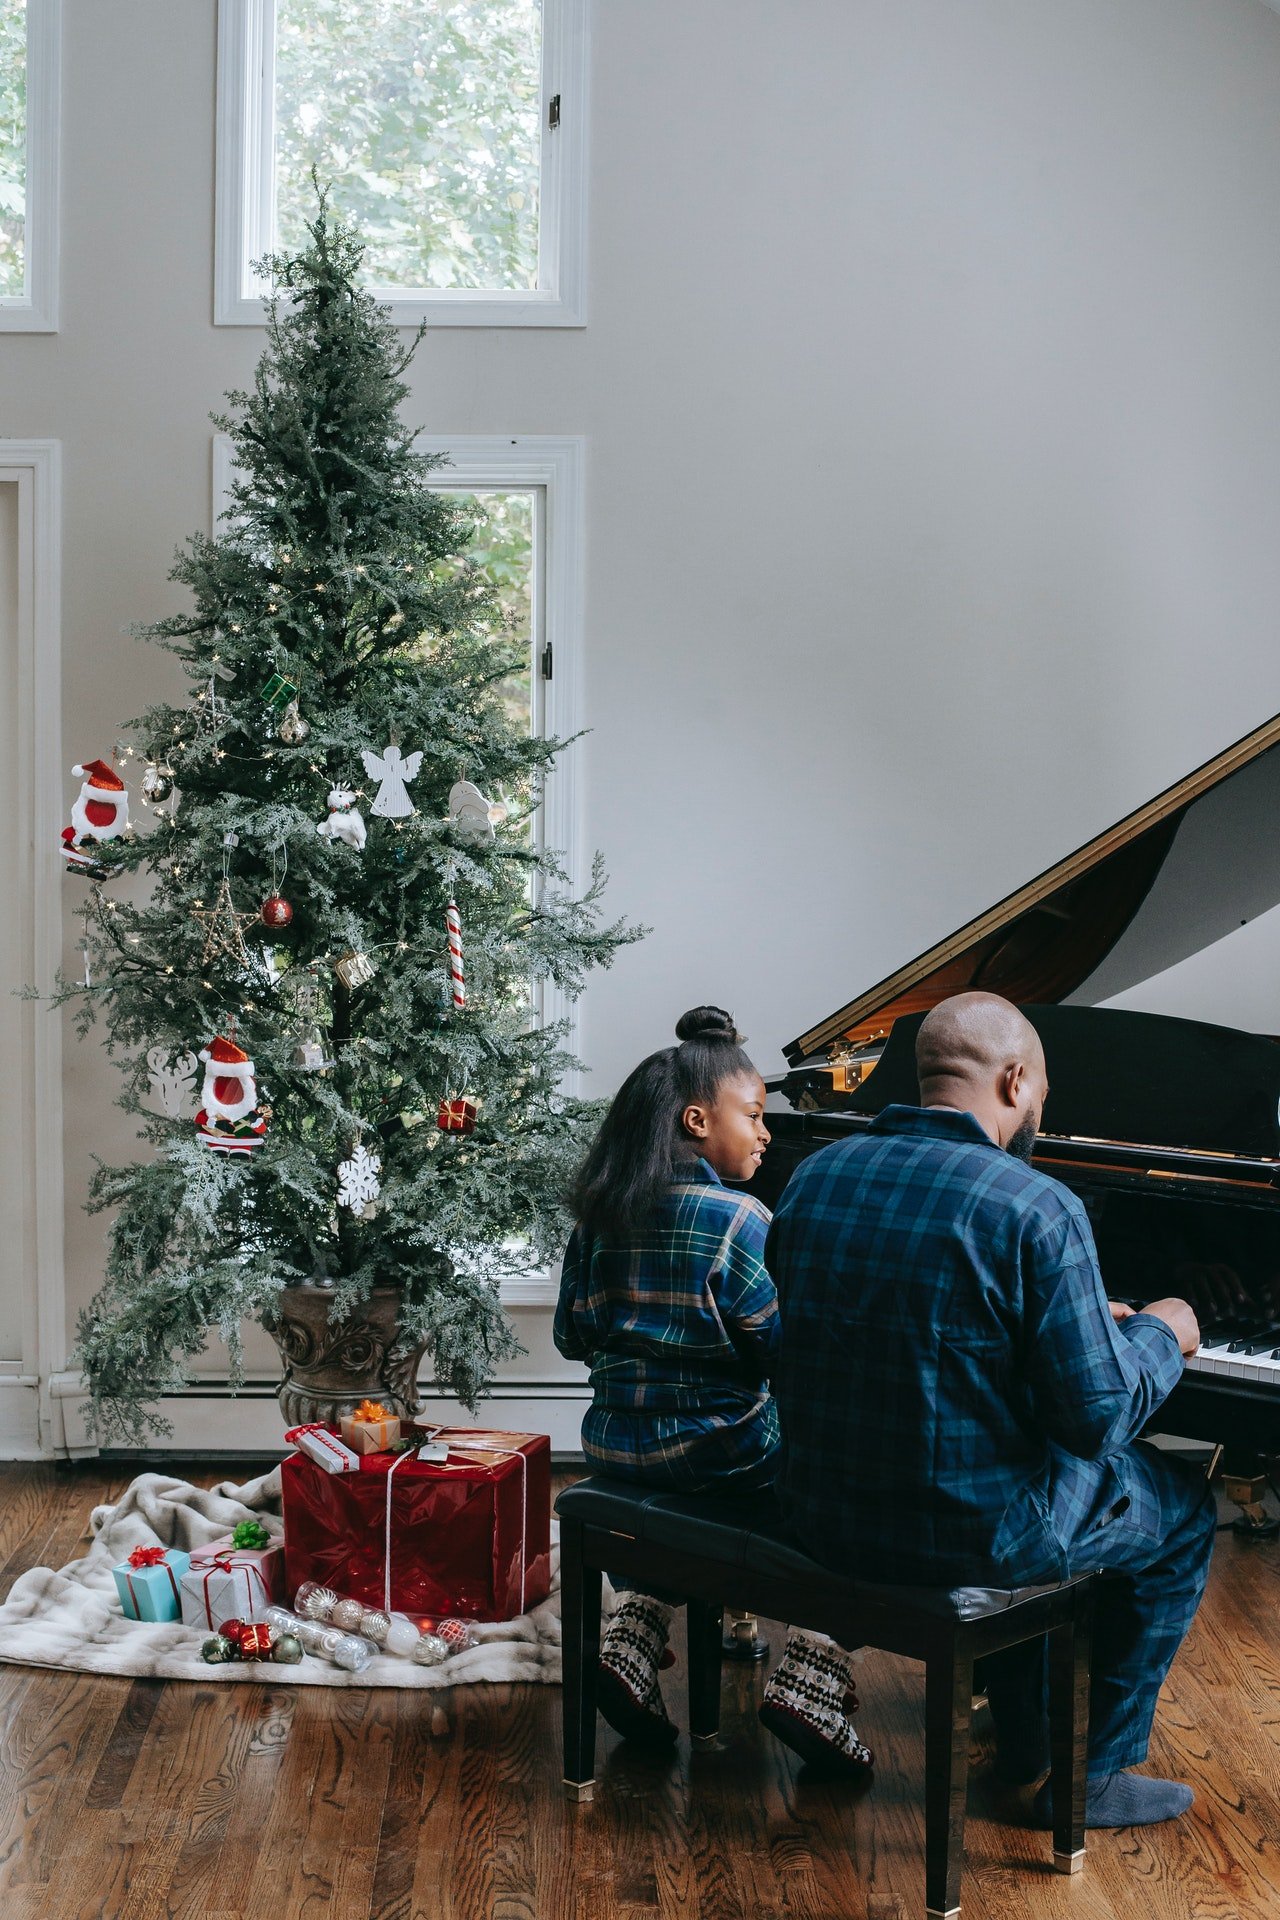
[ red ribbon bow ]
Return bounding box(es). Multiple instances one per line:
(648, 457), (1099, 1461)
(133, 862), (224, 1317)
(128, 1545), (168, 1569)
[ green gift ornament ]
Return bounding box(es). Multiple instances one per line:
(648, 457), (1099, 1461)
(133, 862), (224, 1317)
(260, 671), (299, 709)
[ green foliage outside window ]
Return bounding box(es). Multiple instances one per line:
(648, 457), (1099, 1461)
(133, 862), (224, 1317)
(438, 491), (534, 732)
(275, 0), (542, 292)
(0, 1), (26, 299)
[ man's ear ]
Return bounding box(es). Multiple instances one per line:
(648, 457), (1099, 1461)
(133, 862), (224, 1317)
(682, 1101), (710, 1140)
(999, 1062), (1025, 1110)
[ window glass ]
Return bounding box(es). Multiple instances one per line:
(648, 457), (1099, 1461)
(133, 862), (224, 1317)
(274, 0), (542, 292)
(0, 2), (27, 300)
(435, 488), (535, 734)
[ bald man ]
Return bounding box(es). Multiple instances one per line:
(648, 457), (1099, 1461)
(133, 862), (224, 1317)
(767, 992), (1215, 1831)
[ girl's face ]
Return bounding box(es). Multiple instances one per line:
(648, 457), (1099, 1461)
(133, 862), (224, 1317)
(682, 1071), (771, 1182)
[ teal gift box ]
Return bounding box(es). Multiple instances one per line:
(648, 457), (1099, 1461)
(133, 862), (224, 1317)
(112, 1545), (191, 1622)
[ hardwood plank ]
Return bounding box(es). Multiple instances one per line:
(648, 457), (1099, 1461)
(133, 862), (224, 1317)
(0, 1460), (1276, 1919)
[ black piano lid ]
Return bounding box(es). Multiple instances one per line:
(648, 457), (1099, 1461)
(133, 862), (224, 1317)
(841, 1004), (1280, 1160)
(782, 709), (1280, 1163)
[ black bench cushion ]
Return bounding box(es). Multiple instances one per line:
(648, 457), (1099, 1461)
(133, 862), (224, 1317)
(556, 1476), (1090, 1622)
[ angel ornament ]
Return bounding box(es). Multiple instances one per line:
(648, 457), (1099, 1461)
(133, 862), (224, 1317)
(361, 740), (422, 819)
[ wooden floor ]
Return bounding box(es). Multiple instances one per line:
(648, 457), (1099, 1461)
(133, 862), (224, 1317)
(0, 1462), (1277, 1920)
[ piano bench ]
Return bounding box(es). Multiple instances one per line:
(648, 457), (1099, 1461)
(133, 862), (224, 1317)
(556, 1477), (1097, 1920)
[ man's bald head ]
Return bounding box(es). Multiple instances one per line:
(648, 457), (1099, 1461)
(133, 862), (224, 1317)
(914, 992), (1048, 1158)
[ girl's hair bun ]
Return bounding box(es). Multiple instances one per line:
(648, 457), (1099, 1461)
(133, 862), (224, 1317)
(675, 1005), (744, 1046)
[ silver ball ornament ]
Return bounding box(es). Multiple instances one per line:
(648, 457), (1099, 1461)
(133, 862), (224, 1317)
(331, 1597), (364, 1632)
(278, 699), (310, 744)
(412, 1632), (450, 1667)
(333, 1633), (373, 1673)
(141, 764), (174, 805)
(296, 1582), (337, 1621)
(359, 1608), (391, 1645)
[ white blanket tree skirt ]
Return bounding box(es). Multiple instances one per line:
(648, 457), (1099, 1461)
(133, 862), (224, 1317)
(0, 1467), (567, 1688)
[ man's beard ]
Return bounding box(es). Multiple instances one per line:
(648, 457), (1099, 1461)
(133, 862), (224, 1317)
(1006, 1112), (1039, 1163)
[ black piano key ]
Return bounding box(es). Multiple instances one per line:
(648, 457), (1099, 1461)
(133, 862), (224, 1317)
(1239, 1327), (1280, 1355)
(1202, 1321), (1257, 1350)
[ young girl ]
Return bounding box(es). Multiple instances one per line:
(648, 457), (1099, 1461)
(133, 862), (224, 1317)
(555, 1006), (872, 1773)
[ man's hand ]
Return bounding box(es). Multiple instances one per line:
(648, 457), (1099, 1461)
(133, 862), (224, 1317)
(1135, 1296), (1201, 1357)
(1108, 1301), (1136, 1323)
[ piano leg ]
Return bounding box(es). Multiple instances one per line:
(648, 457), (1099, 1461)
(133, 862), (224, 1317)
(1221, 1470), (1280, 1540)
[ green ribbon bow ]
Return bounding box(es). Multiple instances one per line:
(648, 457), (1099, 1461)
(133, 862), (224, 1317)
(231, 1519), (271, 1551)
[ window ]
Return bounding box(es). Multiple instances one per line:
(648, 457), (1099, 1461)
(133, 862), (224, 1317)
(216, 0), (587, 327)
(211, 432), (584, 1062)
(0, 1), (60, 332)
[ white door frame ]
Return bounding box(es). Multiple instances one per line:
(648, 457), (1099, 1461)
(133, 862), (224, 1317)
(0, 440), (68, 1457)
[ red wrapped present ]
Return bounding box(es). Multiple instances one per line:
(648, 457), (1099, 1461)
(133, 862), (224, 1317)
(281, 1427), (551, 1622)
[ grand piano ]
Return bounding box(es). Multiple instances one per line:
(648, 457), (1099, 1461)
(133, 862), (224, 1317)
(754, 710), (1280, 1509)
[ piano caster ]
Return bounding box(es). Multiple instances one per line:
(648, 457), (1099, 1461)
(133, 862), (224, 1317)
(1221, 1473), (1280, 1541)
(722, 1611), (770, 1662)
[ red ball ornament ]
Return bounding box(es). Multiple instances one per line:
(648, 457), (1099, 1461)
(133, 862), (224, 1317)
(261, 894), (294, 928)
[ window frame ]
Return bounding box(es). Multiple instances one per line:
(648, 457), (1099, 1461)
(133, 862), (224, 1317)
(0, 0), (62, 334)
(211, 430), (586, 1095)
(214, 0), (588, 329)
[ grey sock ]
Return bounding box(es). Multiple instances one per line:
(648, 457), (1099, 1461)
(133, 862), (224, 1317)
(1031, 1769), (1194, 1830)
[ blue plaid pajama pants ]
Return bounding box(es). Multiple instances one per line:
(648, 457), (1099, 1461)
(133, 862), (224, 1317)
(981, 1439), (1217, 1775)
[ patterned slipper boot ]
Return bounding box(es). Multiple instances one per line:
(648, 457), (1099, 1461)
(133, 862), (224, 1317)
(598, 1596), (679, 1747)
(759, 1631), (874, 1776)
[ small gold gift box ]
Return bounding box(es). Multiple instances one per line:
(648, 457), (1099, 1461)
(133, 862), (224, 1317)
(339, 1400), (401, 1455)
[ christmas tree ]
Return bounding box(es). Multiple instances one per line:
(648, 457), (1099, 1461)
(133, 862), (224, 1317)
(59, 197), (637, 1443)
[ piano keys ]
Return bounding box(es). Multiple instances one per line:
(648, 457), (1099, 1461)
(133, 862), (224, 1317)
(754, 709), (1280, 1488)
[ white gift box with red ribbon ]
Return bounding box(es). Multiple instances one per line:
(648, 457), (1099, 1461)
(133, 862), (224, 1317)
(179, 1535), (285, 1630)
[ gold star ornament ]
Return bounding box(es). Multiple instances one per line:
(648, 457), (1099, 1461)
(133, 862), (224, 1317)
(194, 877), (260, 969)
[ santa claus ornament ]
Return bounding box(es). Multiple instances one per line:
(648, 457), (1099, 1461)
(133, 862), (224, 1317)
(194, 1034), (269, 1154)
(62, 759), (130, 876)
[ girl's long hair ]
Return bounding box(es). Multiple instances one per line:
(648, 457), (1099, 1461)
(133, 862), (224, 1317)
(569, 1005), (757, 1238)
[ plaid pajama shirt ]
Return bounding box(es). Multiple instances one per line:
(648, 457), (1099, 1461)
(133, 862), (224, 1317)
(767, 1103), (1216, 1772)
(554, 1158), (781, 1492)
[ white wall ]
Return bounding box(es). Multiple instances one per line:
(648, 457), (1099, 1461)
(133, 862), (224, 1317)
(7, 0), (1280, 1439)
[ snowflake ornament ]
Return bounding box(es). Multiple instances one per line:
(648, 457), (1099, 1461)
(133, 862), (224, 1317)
(337, 1142), (382, 1216)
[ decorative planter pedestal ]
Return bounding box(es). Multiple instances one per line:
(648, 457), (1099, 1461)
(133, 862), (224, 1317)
(263, 1283), (428, 1428)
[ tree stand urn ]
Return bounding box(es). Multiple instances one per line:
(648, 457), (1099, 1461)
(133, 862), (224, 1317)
(263, 1283), (429, 1429)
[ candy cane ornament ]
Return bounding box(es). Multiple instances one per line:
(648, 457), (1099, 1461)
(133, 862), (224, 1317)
(445, 897), (466, 1009)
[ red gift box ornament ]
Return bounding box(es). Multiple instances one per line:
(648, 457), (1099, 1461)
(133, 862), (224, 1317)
(232, 1621), (274, 1660)
(437, 1096), (478, 1135)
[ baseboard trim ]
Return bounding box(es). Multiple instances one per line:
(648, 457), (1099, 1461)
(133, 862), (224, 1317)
(38, 1372), (591, 1459)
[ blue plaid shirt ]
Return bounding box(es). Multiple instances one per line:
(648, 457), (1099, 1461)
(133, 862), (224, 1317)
(768, 1105), (1185, 1586)
(554, 1159), (781, 1491)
